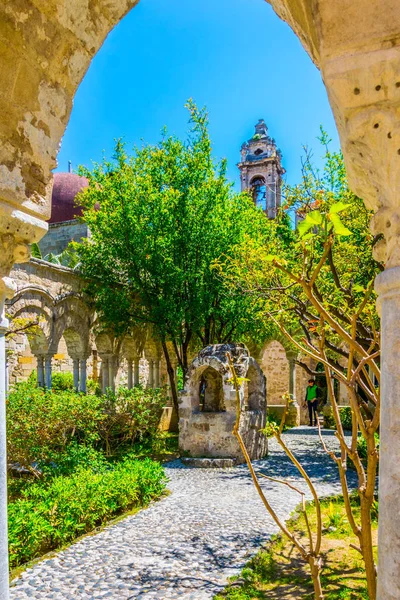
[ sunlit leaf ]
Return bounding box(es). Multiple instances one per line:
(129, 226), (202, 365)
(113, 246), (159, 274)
(329, 201), (352, 214)
(297, 218), (315, 238)
(307, 210), (323, 225)
(330, 213), (352, 236)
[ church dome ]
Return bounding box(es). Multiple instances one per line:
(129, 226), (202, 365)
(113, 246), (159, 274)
(49, 172), (88, 224)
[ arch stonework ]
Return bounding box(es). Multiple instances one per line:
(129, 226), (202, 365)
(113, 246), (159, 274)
(0, 1), (399, 597)
(179, 344), (267, 462)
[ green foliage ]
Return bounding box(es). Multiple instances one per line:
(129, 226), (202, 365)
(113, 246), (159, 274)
(98, 386), (168, 456)
(325, 500), (346, 532)
(50, 371), (74, 391)
(263, 411), (288, 437)
(29, 243), (80, 269)
(339, 406), (353, 431)
(40, 443), (108, 478)
(30, 243), (42, 260)
(7, 383), (103, 474)
(176, 366), (184, 391)
(357, 433), (380, 461)
(7, 381), (169, 568)
(87, 377), (101, 395)
(76, 101), (274, 376)
(7, 382), (168, 471)
(8, 458), (166, 568)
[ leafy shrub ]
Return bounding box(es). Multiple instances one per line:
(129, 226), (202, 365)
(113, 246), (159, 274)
(40, 442), (108, 478)
(8, 458), (166, 568)
(7, 383), (103, 475)
(357, 433), (380, 460)
(339, 406), (353, 431)
(324, 407), (353, 431)
(325, 500), (346, 532)
(98, 386), (167, 456)
(87, 377), (101, 396)
(264, 411), (289, 436)
(51, 371), (74, 391)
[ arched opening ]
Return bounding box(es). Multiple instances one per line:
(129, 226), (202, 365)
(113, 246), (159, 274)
(250, 176), (267, 211)
(315, 361), (339, 406)
(199, 366), (225, 412)
(63, 327), (85, 359)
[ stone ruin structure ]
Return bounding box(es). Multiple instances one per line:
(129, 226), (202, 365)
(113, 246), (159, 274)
(1, 0), (400, 595)
(179, 344), (267, 464)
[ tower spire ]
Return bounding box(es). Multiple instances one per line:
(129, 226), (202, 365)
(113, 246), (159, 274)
(237, 121), (285, 219)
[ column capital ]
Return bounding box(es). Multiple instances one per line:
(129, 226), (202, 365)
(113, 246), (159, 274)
(0, 233), (29, 278)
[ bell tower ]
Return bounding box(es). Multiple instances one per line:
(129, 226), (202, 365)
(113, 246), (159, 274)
(238, 119), (285, 218)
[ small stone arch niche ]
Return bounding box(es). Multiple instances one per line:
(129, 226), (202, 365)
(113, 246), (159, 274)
(179, 343), (267, 463)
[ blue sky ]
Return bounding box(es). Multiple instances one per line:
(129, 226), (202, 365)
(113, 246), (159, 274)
(56, 0), (341, 189)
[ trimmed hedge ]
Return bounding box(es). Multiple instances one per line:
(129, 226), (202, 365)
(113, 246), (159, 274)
(8, 457), (166, 568)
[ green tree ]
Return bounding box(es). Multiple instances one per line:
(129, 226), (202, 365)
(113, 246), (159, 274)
(76, 102), (274, 411)
(223, 133), (382, 599)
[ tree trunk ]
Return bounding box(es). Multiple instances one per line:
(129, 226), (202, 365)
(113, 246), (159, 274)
(309, 557), (324, 600)
(360, 493), (377, 600)
(162, 341), (179, 417)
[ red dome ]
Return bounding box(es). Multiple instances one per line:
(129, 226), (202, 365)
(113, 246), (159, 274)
(49, 172), (89, 224)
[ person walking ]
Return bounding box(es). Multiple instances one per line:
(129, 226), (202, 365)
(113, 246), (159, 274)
(304, 378), (320, 426)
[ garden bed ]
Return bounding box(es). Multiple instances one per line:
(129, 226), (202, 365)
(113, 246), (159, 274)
(6, 379), (171, 570)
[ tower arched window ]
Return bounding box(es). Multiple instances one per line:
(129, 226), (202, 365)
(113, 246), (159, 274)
(251, 177), (267, 211)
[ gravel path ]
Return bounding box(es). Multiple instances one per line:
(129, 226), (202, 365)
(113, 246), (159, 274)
(10, 427), (354, 600)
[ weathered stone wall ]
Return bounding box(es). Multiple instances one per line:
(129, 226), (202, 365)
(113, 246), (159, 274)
(38, 221), (89, 256)
(260, 340), (290, 405)
(179, 344), (267, 462)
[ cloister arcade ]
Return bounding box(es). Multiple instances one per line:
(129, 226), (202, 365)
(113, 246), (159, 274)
(5, 259), (168, 396)
(1, 0), (400, 597)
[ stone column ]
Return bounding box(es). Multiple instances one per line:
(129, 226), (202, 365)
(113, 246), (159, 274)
(376, 268), (400, 599)
(108, 356), (115, 392)
(148, 359), (154, 389)
(44, 355), (52, 389)
(134, 357), (140, 387)
(154, 359), (161, 388)
(79, 359), (87, 394)
(73, 358), (80, 392)
(102, 357), (109, 393)
(127, 360), (133, 389)
(0, 281), (13, 600)
(287, 353), (300, 427)
(37, 355), (45, 388)
(92, 350), (98, 384)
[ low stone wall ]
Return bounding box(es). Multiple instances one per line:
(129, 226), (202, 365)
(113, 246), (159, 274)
(267, 404), (300, 427)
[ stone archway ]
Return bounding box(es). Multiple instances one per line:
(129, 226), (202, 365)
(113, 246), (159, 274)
(0, 1), (400, 597)
(179, 343), (267, 462)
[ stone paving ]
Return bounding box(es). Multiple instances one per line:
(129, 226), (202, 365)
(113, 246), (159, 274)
(10, 427), (355, 600)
